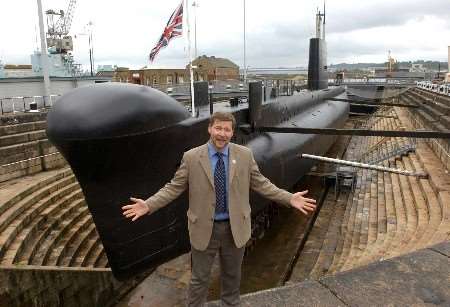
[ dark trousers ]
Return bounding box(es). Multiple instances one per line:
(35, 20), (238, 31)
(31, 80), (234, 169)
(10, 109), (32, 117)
(188, 221), (245, 307)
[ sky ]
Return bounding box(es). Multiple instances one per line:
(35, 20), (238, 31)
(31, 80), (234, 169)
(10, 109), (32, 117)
(0, 0), (449, 71)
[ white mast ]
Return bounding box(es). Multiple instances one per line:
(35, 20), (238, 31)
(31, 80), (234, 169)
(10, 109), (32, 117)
(37, 0), (51, 104)
(192, 1), (198, 59)
(243, 0), (247, 83)
(185, 0), (196, 117)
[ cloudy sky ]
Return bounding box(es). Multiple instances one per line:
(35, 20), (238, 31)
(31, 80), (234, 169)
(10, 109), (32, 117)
(1, 0), (449, 71)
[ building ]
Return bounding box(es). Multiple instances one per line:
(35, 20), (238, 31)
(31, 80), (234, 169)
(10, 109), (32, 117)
(191, 55), (239, 80)
(113, 55), (239, 88)
(1, 64), (33, 78)
(113, 68), (202, 87)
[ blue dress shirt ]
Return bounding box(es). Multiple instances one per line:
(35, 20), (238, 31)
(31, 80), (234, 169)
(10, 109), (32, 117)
(207, 142), (230, 221)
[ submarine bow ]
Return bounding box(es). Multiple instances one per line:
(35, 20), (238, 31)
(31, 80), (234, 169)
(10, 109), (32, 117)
(47, 83), (194, 280)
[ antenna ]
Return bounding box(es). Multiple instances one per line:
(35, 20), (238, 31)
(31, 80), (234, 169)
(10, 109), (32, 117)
(323, 0), (326, 40)
(315, 5), (325, 40)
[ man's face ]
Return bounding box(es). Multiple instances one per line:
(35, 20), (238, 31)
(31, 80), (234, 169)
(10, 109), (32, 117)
(208, 120), (234, 151)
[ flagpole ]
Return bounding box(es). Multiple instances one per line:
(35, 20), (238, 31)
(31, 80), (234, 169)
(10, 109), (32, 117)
(185, 0), (196, 117)
(243, 0), (247, 84)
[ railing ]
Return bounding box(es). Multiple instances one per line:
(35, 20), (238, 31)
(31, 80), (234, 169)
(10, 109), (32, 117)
(0, 95), (60, 115)
(416, 81), (450, 96)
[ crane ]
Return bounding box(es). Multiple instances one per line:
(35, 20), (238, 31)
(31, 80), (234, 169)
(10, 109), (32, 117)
(45, 0), (77, 54)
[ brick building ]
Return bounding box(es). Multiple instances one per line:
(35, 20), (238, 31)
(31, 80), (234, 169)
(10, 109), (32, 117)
(191, 55), (239, 80)
(113, 55), (239, 86)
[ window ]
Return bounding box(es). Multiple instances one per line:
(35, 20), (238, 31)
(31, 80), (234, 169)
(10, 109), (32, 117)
(167, 75), (173, 84)
(153, 76), (158, 86)
(178, 76), (184, 84)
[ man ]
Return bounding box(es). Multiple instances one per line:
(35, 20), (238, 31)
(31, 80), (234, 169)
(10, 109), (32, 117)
(122, 112), (316, 307)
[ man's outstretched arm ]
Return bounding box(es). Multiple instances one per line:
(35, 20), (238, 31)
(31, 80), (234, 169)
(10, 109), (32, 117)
(122, 153), (189, 221)
(249, 152), (316, 215)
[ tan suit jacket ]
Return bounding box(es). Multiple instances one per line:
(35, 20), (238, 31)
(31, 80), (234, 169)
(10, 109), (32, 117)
(145, 142), (293, 251)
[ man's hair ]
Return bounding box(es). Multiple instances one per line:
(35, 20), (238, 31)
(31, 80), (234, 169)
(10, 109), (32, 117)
(208, 112), (236, 130)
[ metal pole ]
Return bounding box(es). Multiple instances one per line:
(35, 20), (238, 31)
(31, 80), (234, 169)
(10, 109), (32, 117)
(185, 0), (196, 117)
(300, 153), (428, 178)
(243, 0), (247, 84)
(37, 0), (51, 104)
(88, 31), (93, 76)
(193, 1), (198, 59)
(88, 22), (95, 77)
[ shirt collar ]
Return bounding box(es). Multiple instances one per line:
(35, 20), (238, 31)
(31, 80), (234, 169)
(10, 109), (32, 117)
(208, 141), (229, 157)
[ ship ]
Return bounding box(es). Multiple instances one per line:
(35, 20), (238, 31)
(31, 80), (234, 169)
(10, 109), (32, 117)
(46, 10), (349, 280)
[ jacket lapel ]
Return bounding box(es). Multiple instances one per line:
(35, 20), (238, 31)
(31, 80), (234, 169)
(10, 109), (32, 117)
(229, 143), (237, 185)
(198, 144), (214, 188)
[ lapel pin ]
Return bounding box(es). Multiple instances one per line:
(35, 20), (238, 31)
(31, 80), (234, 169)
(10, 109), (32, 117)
(232, 159), (236, 164)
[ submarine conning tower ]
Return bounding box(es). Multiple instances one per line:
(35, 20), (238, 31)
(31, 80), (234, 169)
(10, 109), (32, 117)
(308, 7), (328, 91)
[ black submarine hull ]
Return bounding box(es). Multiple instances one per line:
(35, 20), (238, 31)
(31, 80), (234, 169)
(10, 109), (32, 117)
(46, 83), (347, 280)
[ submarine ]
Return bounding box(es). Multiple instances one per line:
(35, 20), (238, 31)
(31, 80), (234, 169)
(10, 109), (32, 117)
(46, 12), (349, 281)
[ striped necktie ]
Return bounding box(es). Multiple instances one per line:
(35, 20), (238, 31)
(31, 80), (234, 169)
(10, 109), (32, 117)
(214, 152), (226, 214)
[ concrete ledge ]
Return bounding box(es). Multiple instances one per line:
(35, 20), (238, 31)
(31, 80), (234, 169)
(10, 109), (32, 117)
(207, 241), (450, 306)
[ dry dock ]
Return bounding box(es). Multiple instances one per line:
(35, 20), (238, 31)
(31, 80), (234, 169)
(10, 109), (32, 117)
(0, 86), (449, 306)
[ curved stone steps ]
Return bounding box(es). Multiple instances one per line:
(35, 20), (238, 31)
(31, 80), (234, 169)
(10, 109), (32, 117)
(333, 169), (364, 272)
(0, 185), (82, 264)
(0, 141), (44, 166)
(0, 130), (47, 148)
(343, 168), (374, 269)
(35, 204), (90, 266)
(0, 112), (47, 126)
(0, 174), (77, 258)
(327, 189), (355, 273)
(340, 168), (372, 271)
(400, 155), (432, 253)
(367, 115), (400, 258)
(23, 198), (86, 265)
(45, 212), (93, 266)
(328, 138), (366, 272)
(363, 168), (380, 247)
(414, 146), (450, 245)
(0, 168), (72, 216)
(289, 191), (337, 281)
(63, 223), (98, 267)
(69, 227), (100, 267)
(0, 121), (46, 137)
(357, 160), (397, 267)
(0, 175), (75, 235)
(430, 192), (450, 243)
(10, 189), (84, 265)
(379, 161), (409, 259)
(95, 250), (109, 268)
(55, 215), (95, 266)
(81, 237), (104, 267)
(396, 106), (450, 245)
(308, 190), (349, 278)
(340, 114), (402, 269)
(356, 169), (377, 259)
(413, 88), (450, 106)
(79, 237), (103, 267)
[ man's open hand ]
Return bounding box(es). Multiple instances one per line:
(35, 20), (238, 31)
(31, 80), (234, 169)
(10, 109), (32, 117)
(290, 190), (317, 215)
(122, 197), (150, 221)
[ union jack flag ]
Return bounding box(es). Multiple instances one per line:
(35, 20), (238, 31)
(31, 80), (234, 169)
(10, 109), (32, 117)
(149, 2), (183, 62)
